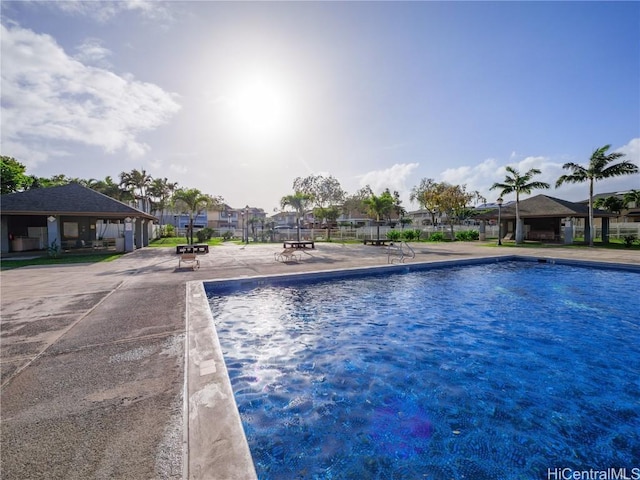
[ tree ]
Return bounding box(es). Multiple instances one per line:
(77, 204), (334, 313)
(491, 166), (550, 244)
(410, 178), (442, 225)
(342, 186), (373, 220)
(294, 175), (345, 240)
(280, 192), (314, 241)
(89, 176), (134, 202)
(120, 168), (152, 212)
(623, 190), (640, 208)
(437, 183), (475, 240)
(556, 145), (638, 246)
(593, 196), (626, 216)
(363, 190), (394, 240)
(1, 156), (31, 194)
(172, 188), (220, 245)
(148, 177), (178, 219)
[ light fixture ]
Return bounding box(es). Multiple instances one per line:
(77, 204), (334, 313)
(496, 198), (503, 246)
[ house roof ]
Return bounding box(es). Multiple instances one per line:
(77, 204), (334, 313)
(477, 194), (616, 219)
(1, 183), (156, 220)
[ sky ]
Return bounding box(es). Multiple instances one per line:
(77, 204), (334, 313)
(1, 0), (639, 213)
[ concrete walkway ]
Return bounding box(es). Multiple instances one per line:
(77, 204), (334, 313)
(1, 242), (638, 479)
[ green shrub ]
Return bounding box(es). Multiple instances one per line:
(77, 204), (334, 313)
(222, 230), (233, 241)
(402, 229), (416, 241)
(455, 230), (480, 241)
(162, 224), (176, 238)
(386, 229), (402, 241)
(428, 232), (445, 242)
(623, 234), (637, 248)
(195, 227), (215, 243)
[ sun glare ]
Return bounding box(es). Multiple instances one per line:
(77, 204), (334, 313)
(228, 77), (291, 145)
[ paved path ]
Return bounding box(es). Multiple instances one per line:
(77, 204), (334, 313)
(1, 242), (638, 479)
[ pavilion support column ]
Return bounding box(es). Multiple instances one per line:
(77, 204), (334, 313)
(478, 220), (486, 241)
(47, 215), (61, 253)
(1, 216), (10, 254)
(140, 219), (149, 247)
(602, 217), (610, 244)
(124, 217), (135, 252)
(583, 217), (591, 245)
(563, 218), (574, 245)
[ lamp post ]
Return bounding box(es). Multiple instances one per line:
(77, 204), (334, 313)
(241, 211), (245, 243)
(227, 213), (231, 234)
(245, 205), (249, 244)
(497, 197), (503, 246)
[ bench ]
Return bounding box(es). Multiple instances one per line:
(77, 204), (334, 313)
(178, 253), (200, 270)
(283, 241), (314, 249)
(528, 231), (557, 241)
(176, 244), (209, 254)
(363, 239), (391, 246)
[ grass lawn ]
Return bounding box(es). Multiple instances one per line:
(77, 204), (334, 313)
(482, 238), (640, 250)
(148, 237), (225, 247)
(1, 253), (123, 271)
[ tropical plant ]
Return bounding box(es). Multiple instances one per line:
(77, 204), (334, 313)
(455, 230), (480, 241)
(363, 190), (394, 240)
(149, 177), (178, 219)
(623, 190), (640, 208)
(623, 235), (637, 248)
(172, 188), (219, 245)
(491, 166), (550, 244)
(89, 176), (134, 202)
(428, 232), (445, 242)
(593, 196), (626, 215)
(556, 145), (638, 246)
(386, 229), (402, 241)
(280, 192), (314, 241)
(120, 168), (152, 212)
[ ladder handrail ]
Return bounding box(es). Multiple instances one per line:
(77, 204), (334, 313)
(387, 241), (415, 263)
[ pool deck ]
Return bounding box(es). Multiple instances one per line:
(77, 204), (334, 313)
(1, 242), (638, 479)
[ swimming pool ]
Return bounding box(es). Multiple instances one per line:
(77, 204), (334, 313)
(207, 260), (640, 479)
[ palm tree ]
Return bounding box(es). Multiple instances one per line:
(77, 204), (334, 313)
(624, 189), (640, 208)
(363, 191), (394, 241)
(280, 192), (314, 241)
(172, 188), (216, 244)
(556, 145), (638, 246)
(148, 177), (178, 223)
(120, 169), (152, 212)
(491, 166), (550, 244)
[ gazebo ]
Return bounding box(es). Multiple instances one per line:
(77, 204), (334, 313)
(476, 194), (616, 243)
(1, 183), (157, 254)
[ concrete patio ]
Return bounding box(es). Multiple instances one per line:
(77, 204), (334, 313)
(1, 242), (638, 479)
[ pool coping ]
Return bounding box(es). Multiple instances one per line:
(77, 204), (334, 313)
(184, 254), (640, 479)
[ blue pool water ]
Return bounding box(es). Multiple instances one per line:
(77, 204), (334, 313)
(207, 261), (640, 479)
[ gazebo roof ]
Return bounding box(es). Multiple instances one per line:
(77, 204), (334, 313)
(477, 194), (616, 219)
(1, 183), (156, 220)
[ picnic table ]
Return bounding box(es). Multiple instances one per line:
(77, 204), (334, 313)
(176, 244), (209, 254)
(363, 239), (392, 246)
(283, 240), (315, 249)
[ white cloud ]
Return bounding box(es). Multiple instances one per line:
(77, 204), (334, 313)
(615, 137), (640, 165)
(74, 38), (112, 67)
(437, 139), (640, 204)
(357, 163), (419, 207)
(0, 24), (181, 166)
(42, 0), (174, 24)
